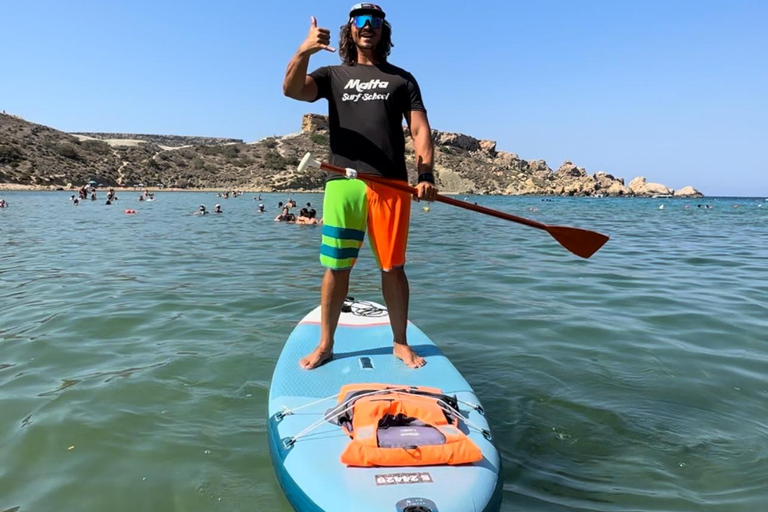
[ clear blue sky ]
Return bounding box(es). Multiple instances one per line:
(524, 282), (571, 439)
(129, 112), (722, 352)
(2, 0), (766, 196)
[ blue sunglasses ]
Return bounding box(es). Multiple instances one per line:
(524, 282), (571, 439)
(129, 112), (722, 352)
(351, 14), (384, 29)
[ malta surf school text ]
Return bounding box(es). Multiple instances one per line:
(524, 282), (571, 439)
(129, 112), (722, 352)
(341, 92), (391, 102)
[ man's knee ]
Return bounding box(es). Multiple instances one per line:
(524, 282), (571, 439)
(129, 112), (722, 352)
(381, 266), (406, 278)
(326, 267), (351, 277)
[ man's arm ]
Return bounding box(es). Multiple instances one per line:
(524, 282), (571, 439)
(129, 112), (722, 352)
(283, 53), (318, 102)
(283, 16), (335, 102)
(405, 110), (437, 200)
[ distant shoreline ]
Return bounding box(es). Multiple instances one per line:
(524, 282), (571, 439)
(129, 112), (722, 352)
(1, 183), (763, 199)
(0, 183), (272, 193)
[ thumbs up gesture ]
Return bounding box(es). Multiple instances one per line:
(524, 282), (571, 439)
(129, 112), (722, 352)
(300, 16), (336, 55)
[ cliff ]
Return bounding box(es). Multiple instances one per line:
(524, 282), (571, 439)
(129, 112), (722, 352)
(0, 112), (702, 196)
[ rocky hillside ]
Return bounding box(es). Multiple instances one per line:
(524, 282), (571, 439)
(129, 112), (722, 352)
(0, 112), (702, 196)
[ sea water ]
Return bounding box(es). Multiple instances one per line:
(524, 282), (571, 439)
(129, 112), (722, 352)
(1, 191), (766, 512)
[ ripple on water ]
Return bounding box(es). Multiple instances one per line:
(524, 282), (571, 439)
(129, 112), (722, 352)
(2, 193), (768, 511)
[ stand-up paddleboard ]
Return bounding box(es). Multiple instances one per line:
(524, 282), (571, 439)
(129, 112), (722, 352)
(268, 299), (502, 512)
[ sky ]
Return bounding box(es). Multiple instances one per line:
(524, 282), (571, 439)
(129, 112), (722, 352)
(1, 0), (766, 196)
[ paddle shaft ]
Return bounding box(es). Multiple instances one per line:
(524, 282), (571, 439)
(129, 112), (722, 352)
(318, 162), (548, 231)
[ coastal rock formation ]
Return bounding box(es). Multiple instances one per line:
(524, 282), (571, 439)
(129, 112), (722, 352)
(479, 140), (497, 156)
(674, 186), (703, 197)
(301, 114), (328, 133)
(629, 176), (673, 196)
(0, 111), (699, 196)
(433, 132), (480, 152)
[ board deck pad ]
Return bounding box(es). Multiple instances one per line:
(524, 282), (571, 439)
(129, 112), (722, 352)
(268, 299), (502, 512)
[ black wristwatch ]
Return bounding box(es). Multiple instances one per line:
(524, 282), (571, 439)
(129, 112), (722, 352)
(418, 172), (435, 184)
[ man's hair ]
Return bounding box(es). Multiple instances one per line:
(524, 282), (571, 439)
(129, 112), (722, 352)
(339, 20), (394, 65)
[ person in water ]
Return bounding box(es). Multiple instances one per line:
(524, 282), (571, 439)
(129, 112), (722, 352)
(275, 207), (291, 221)
(296, 207), (310, 223)
(0, 199), (8, 208)
(195, 204), (208, 215)
(258, 204), (266, 213)
(284, 2), (436, 369)
(214, 204), (223, 213)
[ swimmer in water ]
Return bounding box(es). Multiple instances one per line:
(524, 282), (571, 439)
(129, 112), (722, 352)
(275, 207), (290, 221)
(195, 204), (208, 215)
(214, 204), (222, 214)
(258, 204), (266, 213)
(296, 208), (310, 224)
(0, 199), (7, 208)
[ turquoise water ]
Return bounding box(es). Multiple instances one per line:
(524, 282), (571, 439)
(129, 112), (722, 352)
(1, 191), (767, 512)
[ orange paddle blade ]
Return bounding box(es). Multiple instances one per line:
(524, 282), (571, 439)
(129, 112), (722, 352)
(545, 225), (610, 259)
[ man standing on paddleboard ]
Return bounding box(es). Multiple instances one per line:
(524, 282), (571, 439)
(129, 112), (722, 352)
(283, 3), (437, 369)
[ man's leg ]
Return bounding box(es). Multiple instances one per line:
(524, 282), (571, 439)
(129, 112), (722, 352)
(300, 267), (350, 369)
(381, 267), (425, 368)
(367, 182), (424, 368)
(300, 179), (367, 369)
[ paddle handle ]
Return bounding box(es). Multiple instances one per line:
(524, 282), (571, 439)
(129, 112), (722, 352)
(317, 161), (548, 231)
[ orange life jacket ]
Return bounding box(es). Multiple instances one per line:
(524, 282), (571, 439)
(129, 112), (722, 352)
(335, 383), (483, 467)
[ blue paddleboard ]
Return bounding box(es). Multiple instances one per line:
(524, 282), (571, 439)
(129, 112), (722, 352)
(268, 299), (502, 512)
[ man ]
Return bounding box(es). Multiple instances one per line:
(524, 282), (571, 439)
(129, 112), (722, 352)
(283, 3), (437, 369)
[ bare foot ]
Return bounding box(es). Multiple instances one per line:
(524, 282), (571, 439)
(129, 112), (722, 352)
(393, 343), (426, 368)
(299, 345), (333, 370)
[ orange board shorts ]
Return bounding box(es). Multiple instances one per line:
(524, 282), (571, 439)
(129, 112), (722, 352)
(320, 178), (411, 271)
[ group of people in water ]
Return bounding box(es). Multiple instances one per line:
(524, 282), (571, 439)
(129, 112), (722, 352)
(69, 185), (120, 205)
(216, 190), (245, 199)
(190, 196), (320, 223)
(194, 203), (224, 215)
(55, 183), (325, 222)
(273, 199), (321, 225)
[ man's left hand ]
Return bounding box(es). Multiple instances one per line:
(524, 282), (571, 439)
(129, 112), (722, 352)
(415, 181), (438, 202)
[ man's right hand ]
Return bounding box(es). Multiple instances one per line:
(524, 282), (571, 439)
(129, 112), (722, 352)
(299, 16), (336, 55)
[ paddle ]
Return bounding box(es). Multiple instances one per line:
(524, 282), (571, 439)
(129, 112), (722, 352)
(297, 152), (610, 259)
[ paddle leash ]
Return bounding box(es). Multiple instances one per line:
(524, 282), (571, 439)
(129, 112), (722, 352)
(298, 152), (609, 259)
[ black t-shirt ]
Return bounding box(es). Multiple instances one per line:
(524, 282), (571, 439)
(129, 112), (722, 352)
(309, 62), (425, 181)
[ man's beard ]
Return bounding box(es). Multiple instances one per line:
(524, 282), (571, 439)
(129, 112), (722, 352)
(356, 30), (377, 50)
